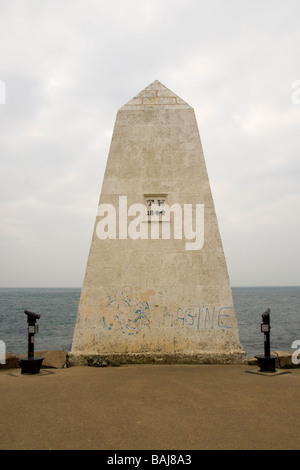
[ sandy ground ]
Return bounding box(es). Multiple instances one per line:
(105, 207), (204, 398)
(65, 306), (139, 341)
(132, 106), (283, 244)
(0, 363), (299, 450)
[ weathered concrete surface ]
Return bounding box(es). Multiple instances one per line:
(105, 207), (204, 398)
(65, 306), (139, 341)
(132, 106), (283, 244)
(1, 364), (300, 450)
(70, 80), (246, 365)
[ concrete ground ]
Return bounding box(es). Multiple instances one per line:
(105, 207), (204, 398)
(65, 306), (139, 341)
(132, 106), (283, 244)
(0, 364), (299, 450)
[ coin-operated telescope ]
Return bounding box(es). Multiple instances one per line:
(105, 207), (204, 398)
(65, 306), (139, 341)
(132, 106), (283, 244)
(19, 310), (44, 374)
(254, 308), (277, 372)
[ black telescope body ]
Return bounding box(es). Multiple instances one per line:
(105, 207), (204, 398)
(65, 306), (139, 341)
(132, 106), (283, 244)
(24, 309), (40, 321)
(262, 308), (270, 325)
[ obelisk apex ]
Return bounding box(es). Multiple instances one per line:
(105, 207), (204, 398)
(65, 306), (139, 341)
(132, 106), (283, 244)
(122, 79), (191, 108)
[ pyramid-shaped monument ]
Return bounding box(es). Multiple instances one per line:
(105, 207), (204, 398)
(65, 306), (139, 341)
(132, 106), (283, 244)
(69, 80), (246, 365)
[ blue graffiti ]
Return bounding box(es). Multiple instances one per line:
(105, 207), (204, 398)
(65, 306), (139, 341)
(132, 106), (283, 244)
(168, 306), (232, 330)
(135, 301), (150, 319)
(102, 293), (151, 335)
(217, 307), (232, 328)
(102, 290), (233, 335)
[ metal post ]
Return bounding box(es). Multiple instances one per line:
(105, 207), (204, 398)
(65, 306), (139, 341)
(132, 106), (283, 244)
(262, 308), (271, 358)
(27, 318), (35, 359)
(264, 326), (270, 358)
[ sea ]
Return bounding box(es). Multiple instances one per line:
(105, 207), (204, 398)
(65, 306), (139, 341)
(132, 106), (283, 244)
(0, 286), (299, 359)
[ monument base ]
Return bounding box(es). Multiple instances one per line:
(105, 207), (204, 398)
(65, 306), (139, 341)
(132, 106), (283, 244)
(19, 356), (44, 374)
(68, 351), (247, 367)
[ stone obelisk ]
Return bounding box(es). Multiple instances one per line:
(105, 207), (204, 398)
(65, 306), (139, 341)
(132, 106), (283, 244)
(69, 80), (246, 365)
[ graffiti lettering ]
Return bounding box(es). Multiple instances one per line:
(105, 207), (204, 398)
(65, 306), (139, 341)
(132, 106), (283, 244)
(101, 292), (233, 335)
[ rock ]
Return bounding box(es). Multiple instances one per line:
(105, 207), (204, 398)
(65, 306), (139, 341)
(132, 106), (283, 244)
(248, 356), (258, 366)
(19, 350), (67, 369)
(273, 350), (299, 368)
(0, 352), (19, 369)
(87, 357), (109, 367)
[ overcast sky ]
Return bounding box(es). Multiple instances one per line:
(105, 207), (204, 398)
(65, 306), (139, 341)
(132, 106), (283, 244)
(0, 0), (299, 288)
